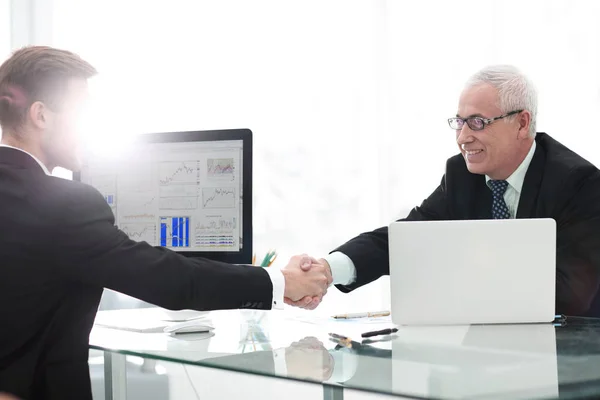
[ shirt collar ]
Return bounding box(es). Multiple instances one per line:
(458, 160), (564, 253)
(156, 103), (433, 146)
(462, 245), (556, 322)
(0, 144), (51, 175)
(486, 140), (536, 194)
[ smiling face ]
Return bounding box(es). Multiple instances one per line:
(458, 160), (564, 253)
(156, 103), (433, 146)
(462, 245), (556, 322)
(455, 83), (533, 180)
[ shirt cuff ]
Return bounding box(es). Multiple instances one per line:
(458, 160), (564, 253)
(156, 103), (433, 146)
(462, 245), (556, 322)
(265, 267), (285, 310)
(272, 348), (288, 376)
(323, 252), (357, 285)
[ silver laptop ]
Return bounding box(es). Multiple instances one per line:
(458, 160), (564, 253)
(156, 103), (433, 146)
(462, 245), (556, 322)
(389, 219), (556, 325)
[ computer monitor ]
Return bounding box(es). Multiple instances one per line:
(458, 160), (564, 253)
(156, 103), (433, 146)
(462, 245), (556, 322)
(74, 129), (252, 264)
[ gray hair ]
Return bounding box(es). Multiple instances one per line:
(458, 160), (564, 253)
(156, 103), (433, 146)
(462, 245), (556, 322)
(465, 65), (538, 138)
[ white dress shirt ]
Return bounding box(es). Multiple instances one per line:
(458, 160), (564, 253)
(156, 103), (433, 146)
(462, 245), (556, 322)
(484, 141), (536, 218)
(0, 143), (285, 308)
(325, 141), (537, 286)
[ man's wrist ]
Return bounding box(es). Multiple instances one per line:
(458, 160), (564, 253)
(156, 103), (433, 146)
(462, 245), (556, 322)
(321, 252), (357, 285)
(319, 258), (333, 286)
(265, 267), (285, 309)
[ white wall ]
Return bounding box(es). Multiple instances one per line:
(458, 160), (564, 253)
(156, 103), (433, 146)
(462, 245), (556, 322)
(0, 0), (9, 59)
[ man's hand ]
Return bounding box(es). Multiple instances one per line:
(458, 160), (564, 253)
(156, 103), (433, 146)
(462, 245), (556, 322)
(282, 254), (330, 303)
(284, 257), (333, 310)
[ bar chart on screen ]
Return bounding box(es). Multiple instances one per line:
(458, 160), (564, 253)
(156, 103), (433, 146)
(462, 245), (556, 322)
(159, 216), (191, 248)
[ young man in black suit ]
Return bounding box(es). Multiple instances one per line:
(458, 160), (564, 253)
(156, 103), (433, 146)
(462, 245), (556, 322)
(289, 65), (600, 317)
(0, 47), (331, 400)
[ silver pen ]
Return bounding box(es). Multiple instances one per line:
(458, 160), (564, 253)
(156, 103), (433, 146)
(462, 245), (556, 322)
(332, 310), (390, 319)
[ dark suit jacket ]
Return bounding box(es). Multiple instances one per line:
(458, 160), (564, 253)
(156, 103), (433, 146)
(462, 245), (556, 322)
(0, 147), (273, 400)
(334, 133), (600, 317)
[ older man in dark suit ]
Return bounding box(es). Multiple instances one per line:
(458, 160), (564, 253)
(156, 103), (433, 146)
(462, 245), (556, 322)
(290, 65), (600, 317)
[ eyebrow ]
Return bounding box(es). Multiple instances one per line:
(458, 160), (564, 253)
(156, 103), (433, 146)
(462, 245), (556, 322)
(455, 113), (486, 118)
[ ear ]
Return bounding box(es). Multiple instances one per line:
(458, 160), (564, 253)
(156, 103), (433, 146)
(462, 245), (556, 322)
(28, 101), (50, 130)
(516, 110), (532, 139)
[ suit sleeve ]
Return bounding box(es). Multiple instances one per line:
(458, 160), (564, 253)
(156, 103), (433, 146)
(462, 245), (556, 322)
(554, 169), (600, 315)
(49, 184), (273, 311)
(333, 174), (450, 292)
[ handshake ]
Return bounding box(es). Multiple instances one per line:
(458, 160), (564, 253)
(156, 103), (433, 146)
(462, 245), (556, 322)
(281, 254), (333, 310)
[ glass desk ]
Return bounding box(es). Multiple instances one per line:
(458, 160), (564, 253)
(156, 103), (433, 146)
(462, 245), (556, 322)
(90, 309), (600, 400)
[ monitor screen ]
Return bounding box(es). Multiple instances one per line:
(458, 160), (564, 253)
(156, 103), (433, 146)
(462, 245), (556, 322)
(75, 129), (253, 264)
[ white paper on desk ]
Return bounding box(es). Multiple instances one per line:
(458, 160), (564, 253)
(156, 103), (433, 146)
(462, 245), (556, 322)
(285, 314), (393, 325)
(94, 318), (169, 333)
(94, 308), (209, 333)
(282, 314), (396, 340)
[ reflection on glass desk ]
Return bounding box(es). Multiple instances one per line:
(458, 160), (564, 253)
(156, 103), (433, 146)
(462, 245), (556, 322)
(90, 309), (600, 400)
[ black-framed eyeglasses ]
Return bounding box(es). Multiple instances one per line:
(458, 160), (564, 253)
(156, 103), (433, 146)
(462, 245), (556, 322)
(448, 110), (523, 131)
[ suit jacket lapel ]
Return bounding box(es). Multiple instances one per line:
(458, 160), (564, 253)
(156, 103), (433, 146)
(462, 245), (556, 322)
(516, 143), (545, 218)
(473, 176), (492, 219)
(453, 156), (492, 219)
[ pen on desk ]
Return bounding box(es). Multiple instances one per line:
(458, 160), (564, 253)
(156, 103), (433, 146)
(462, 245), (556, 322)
(329, 332), (348, 340)
(361, 328), (398, 338)
(267, 253), (277, 267)
(332, 310), (390, 319)
(252, 254), (256, 266)
(329, 332), (352, 347)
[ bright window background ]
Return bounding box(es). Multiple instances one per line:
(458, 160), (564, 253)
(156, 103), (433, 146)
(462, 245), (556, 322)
(50, 0), (600, 314)
(0, 0), (9, 59)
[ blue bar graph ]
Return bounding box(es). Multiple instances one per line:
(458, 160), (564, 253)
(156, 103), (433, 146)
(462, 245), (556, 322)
(160, 223), (167, 246)
(160, 216), (190, 248)
(185, 218), (189, 247)
(171, 218), (177, 247)
(178, 218), (183, 247)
